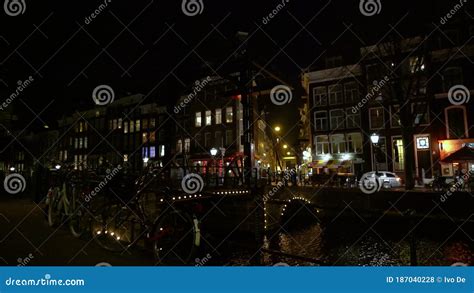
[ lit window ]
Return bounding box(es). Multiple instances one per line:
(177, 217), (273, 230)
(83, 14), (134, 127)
(124, 121), (129, 133)
(130, 121), (135, 133)
(150, 118), (156, 128)
(184, 138), (191, 153)
(142, 119), (148, 129)
(84, 137), (88, 149)
(149, 132), (156, 143)
(79, 122), (84, 133)
(315, 135), (329, 155)
(159, 145), (165, 157)
(215, 109), (222, 124)
(142, 147), (149, 158)
(409, 56), (425, 73)
(74, 138), (78, 149)
(226, 107), (233, 123)
(205, 110), (212, 126)
(330, 134), (346, 153)
(118, 118), (122, 129)
(195, 112), (202, 127)
(346, 133), (362, 153)
(135, 120), (141, 131)
(142, 133), (148, 143)
(177, 140), (183, 153)
(150, 146), (156, 158)
(392, 137), (404, 171)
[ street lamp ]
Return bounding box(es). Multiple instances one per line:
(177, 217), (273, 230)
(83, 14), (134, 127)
(370, 133), (380, 145)
(283, 144), (288, 149)
(370, 133), (380, 173)
(274, 126), (281, 133)
(210, 148), (218, 156)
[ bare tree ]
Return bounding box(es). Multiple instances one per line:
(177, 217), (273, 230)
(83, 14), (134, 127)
(362, 33), (431, 190)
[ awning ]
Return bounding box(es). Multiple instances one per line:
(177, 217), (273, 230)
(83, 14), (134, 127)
(326, 160), (339, 169)
(442, 146), (474, 162)
(341, 160), (352, 168)
(310, 160), (326, 168)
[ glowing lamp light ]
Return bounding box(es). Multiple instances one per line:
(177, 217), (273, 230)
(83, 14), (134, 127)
(55, 164), (61, 170)
(370, 133), (380, 145)
(210, 148), (218, 156)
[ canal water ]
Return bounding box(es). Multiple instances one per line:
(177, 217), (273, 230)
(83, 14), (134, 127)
(221, 216), (473, 266)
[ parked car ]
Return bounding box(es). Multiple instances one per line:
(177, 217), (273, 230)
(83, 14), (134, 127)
(360, 171), (402, 189)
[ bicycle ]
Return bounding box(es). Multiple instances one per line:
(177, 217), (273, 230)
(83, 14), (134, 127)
(90, 165), (202, 265)
(46, 164), (93, 238)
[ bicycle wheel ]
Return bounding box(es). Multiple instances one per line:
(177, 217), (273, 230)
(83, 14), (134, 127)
(69, 187), (87, 238)
(91, 202), (137, 252)
(47, 188), (62, 227)
(152, 209), (199, 265)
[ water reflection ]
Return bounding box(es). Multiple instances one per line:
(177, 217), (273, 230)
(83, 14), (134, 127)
(225, 217), (473, 266)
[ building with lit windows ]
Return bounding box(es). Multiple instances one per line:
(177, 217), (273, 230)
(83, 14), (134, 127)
(303, 64), (367, 176)
(173, 73), (279, 177)
(57, 94), (171, 171)
(304, 17), (474, 180)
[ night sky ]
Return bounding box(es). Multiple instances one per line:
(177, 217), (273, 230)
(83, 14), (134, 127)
(0, 0), (469, 143)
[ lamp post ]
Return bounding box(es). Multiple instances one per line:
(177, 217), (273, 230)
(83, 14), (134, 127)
(370, 133), (380, 174)
(210, 148), (219, 185)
